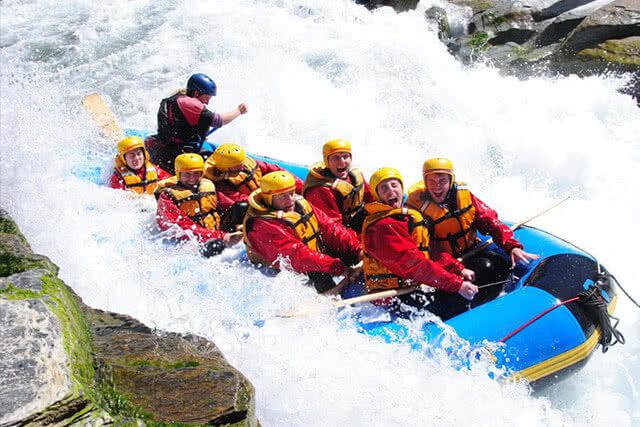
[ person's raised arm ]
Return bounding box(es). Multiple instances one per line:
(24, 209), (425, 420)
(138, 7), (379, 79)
(220, 103), (248, 125)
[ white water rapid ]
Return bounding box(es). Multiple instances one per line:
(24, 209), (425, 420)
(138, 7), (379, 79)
(1, 0), (639, 425)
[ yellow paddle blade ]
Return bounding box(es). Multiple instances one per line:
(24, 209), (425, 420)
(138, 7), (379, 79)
(81, 92), (124, 141)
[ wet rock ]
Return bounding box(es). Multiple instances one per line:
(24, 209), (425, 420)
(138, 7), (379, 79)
(536, 16), (585, 47)
(87, 306), (256, 425)
(445, 0), (639, 105)
(489, 28), (538, 44)
(425, 6), (452, 41)
(578, 35), (640, 64)
(0, 209), (258, 426)
(468, 0), (559, 35)
(355, 0), (419, 12)
(561, 0), (640, 52)
(448, 0), (503, 14)
(533, 0), (596, 22)
(0, 297), (71, 424)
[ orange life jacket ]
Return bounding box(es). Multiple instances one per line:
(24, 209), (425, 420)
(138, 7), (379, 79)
(303, 162), (366, 223)
(204, 156), (262, 195)
(407, 182), (477, 258)
(243, 191), (322, 267)
(155, 177), (221, 230)
(113, 155), (159, 195)
(361, 202), (431, 292)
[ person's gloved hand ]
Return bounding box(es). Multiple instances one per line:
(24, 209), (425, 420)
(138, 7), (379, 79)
(200, 239), (225, 258)
(341, 250), (362, 267)
(221, 201), (249, 232)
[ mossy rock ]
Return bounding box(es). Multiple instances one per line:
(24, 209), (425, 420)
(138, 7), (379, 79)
(0, 210), (257, 426)
(87, 307), (257, 426)
(0, 210), (28, 243)
(579, 37), (640, 66)
(0, 208), (58, 277)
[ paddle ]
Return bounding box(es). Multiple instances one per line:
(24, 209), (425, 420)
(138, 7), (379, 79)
(322, 266), (363, 296)
(82, 92), (125, 141)
(275, 284), (428, 319)
(459, 196), (571, 262)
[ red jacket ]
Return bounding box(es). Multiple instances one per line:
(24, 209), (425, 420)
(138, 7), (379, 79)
(216, 160), (304, 204)
(432, 193), (523, 272)
(109, 165), (171, 191)
(304, 179), (374, 223)
(364, 215), (463, 293)
(245, 205), (361, 275)
(156, 189), (235, 243)
(472, 193), (522, 253)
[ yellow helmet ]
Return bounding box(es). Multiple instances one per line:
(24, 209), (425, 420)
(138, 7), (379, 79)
(212, 143), (246, 171)
(423, 158), (454, 176)
(369, 167), (403, 201)
(117, 136), (147, 162)
(422, 158), (454, 188)
(260, 171), (297, 205)
(322, 139), (352, 165)
(175, 153), (204, 180)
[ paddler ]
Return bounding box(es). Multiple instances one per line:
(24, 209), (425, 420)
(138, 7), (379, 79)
(109, 136), (171, 195)
(362, 167), (477, 320)
(155, 153), (242, 257)
(243, 171), (362, 293)
(406, 158), (538, 304)
(146, 73), (248, 173)
(303, 139), (374, 236)
(203, 143), (304, 230)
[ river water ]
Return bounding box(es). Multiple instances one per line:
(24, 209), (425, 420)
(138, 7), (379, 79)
(1, 0), (639, 425)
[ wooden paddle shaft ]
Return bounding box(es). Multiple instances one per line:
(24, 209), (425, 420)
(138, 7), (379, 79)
(82, 92), (125, 141)
(333, 285), (421, 308)
(460, 196), (570, 261)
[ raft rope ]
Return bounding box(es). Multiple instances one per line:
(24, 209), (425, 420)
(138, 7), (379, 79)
(605, 272), (640, 309)
(477, 274), (519, 290)
(499, 271), (625, 353)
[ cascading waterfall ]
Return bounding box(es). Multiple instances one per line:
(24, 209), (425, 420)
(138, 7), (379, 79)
(1, 0), (638, 424)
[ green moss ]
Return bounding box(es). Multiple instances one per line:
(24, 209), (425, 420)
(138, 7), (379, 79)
(0, 251), (49, 277)
(90, 375), (150, 421)
(471, 0), (493, 13)
(0, 284), (42, 300)
(492, 15), (507, 26)
(470, 31), (490, 50)
(0, 218), (28, 242)
(40, 274), (95, 391)
(235, 380), (252, 410)
(579, 39), (640, 65)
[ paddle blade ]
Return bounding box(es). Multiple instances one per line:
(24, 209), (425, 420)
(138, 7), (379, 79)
(82, 92), (124, 141)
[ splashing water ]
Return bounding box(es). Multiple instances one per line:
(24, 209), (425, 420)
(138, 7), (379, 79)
(1, 0), (639, 425)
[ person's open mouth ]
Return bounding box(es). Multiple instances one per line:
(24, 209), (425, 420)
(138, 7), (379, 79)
(387, 197), (399, 206)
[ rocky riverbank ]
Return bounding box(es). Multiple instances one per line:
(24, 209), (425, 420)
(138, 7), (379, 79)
(359, 0), (640, 105)
(0, 208), (257, 426)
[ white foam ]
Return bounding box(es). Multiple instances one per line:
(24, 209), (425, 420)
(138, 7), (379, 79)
(1, 0), (639, 424)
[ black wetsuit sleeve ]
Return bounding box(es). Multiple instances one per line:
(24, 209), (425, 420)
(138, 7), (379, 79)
(195, 109), (216, 141)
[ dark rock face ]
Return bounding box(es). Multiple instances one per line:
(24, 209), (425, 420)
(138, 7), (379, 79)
(562, 0), (640, 52)
(536, 17), (585, 47)
(533, 0), (595, 22)
(86, 307), (257, 425)
(0, 207), (258, 426)
(356, 0), (420, 12)
(489, 28), (538, 44)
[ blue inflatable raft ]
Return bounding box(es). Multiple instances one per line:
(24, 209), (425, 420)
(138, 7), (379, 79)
(231, 140), (622, 388)
(82, 130), (623, 389)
